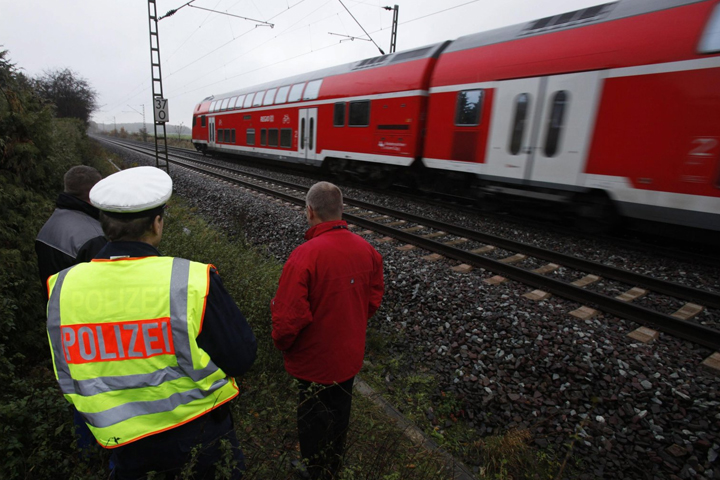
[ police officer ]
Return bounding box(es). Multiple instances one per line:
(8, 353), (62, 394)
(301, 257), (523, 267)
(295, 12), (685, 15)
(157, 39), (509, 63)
(46, 166), (257, 479)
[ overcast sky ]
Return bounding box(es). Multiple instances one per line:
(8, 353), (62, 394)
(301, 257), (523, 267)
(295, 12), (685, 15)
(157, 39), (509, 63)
(1, 0), (606, 127)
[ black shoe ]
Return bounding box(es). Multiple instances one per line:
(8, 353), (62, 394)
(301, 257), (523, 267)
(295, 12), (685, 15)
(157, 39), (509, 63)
(291, 459), (311, 480)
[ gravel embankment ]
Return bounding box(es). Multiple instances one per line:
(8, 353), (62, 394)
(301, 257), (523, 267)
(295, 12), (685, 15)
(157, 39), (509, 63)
(101, 143), (720, 480)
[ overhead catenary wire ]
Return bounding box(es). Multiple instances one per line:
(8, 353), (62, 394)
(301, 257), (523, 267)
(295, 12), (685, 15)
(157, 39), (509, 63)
(337, 0), (385, 54)
(105, 0), (486, 121)
(169, 1), (336, 90)
(187, 4), (274, 27)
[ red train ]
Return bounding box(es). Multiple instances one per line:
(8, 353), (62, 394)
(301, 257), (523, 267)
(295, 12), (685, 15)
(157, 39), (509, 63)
(192, 0), (720, 231)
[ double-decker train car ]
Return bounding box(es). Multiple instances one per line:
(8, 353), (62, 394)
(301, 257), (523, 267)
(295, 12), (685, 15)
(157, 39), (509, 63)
(193, 0), (720, 231)
(191, 42), (448, 185)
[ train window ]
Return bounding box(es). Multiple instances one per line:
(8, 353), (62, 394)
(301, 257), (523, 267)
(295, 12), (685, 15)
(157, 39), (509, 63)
(288, 83), (305, 103)
(235, 95), (245, 109)
(220, 98), (230, 110)
(509, 93), (530, 155)
(281, 129), (292, 148)
(700, 4), (720, 54)
(260, 129), (267, 146)
(309, 118), (314, 150)
(192, 117), (196, 128)
(253, 91), (265, 107)
(231, 129), (236, 144)
(455, 89), (484, 126)
(275, 86), (290, 104)
(544, 91), (568, 158)
(244, 94), (255, 108)
(300, 118), (306, 149)
(225, 129), (231, 142)
(334, 103), (346, 127)
(228, 96), (238, 109)
(269, 129), (279, 147)
(201, 115), (206, 127)
(264, 88), (277, 106)
(247, 128), (255, 145)
(210, 100), (218, 112)
(348, 101), (370, 127)
(303, 80), (323, 100)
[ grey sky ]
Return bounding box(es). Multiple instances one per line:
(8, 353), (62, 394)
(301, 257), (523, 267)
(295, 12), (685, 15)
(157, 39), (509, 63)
(1, 0), (605, 127)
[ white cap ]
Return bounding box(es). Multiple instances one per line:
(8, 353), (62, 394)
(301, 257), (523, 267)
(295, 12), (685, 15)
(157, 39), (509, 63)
(90, 166), (172, 214)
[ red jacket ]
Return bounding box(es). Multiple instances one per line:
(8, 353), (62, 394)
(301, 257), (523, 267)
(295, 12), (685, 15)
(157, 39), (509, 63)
(271, 220), (384, 384)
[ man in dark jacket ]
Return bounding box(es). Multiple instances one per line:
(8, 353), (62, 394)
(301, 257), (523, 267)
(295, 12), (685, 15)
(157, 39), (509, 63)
(35, 165), (107, 450)
(36, 165), (107, 299)
(271, 181), (384, 479)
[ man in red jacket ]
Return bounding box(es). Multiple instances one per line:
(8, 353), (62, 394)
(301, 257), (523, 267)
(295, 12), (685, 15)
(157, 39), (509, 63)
(271, 181), (384, 479)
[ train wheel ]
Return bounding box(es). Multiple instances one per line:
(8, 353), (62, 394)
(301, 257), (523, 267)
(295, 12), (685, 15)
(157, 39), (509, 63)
(575, 192), (619, 233)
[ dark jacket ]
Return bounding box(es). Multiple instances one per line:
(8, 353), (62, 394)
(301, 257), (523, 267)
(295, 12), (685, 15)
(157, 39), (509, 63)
(271, 220), (384, 384)
(35, 193), (107, 298)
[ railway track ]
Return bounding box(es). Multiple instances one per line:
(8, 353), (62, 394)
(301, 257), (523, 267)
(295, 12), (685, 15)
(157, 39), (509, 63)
(102, 137), (720, 268)
(98, 136), (720, 351)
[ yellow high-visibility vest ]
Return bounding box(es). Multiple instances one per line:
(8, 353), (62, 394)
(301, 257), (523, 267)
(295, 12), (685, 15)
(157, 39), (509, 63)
(46, 256), (239, 448)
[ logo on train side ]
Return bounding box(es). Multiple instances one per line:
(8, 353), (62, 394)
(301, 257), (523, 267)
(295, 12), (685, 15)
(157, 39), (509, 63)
(377, 140), (407, 152)
(283, 115), (291, 124)
(260, 115), (275, 123)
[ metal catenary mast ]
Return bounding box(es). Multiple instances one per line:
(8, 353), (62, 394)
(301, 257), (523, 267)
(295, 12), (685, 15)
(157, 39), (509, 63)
(147, 0), (170, 173)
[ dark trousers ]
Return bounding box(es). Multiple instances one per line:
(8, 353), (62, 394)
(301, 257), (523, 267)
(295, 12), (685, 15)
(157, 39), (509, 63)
(111, 404), (244, 480)
(297, 377), (355, 480)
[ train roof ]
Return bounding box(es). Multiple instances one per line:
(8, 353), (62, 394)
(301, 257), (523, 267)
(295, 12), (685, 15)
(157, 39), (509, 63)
(198, 0), (711, 107)
(203, 41), (447, 103)
(444, 0), (706, 54)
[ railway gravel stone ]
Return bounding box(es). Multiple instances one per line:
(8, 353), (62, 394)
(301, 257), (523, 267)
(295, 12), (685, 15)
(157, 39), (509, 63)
(101, 141), (720, 479)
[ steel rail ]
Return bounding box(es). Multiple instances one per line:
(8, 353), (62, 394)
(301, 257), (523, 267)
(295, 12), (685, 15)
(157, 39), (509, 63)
(342, 199), (720, 310)
(340, 212), (720, 351)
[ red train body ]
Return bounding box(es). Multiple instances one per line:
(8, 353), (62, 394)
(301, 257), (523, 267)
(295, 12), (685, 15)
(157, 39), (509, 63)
(192, 0), (720, 231)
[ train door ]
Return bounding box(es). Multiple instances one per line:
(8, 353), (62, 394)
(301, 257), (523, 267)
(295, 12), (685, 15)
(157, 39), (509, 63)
(527, 71), (605, 186)
(208, 117), (216, 147)
(485, 77), (544, 181)
(485, 72), (604, 185)
(298, 108), (318, 164)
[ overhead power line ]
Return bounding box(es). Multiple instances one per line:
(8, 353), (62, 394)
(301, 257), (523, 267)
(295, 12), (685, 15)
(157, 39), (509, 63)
(188, 5), (274, 27)
(337, 0), (385, 55)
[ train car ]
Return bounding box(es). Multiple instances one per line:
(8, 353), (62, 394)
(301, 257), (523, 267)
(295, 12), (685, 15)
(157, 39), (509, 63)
(192, 42), (448, 185)
(193, 0), (720, 231)
(424, 0), (720, 230)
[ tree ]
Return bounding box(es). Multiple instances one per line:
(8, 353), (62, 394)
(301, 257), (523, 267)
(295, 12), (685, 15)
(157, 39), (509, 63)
(33, 68), (97, 124)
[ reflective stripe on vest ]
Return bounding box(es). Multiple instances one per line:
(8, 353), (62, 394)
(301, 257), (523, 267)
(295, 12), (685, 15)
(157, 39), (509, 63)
(47, 257), (239, 448)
